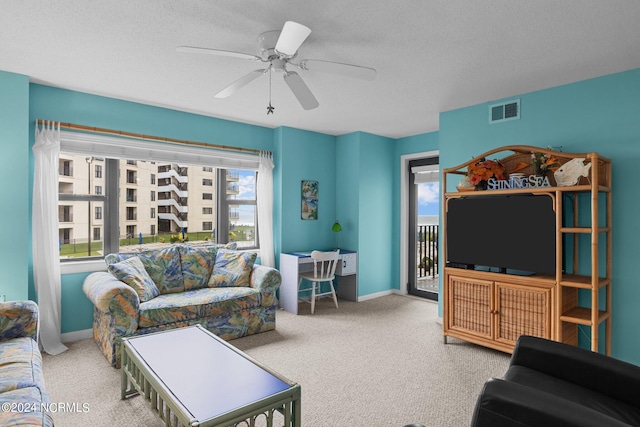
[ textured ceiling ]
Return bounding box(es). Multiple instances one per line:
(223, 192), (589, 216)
(2, 1), (640, 138)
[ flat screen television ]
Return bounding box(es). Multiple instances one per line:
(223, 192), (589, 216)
(446, 194), (556, 275)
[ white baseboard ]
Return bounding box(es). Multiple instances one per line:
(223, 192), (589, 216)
(61, 329), (92, 343)
(357, 289), (395, 302)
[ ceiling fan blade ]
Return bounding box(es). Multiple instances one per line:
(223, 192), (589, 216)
(177, 46), (260, 61)
(214, 69), (266, 98)
(299, 59), (377, 81)
(275, 21), (311, 56)
(283, 71), (319, 110)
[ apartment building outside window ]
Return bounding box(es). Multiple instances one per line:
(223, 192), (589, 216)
(57, 150), (260, 260)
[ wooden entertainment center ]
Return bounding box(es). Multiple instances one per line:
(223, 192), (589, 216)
(442, 145), (612, 355)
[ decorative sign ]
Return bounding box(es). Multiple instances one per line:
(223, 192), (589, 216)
(487, 175), (551, 190)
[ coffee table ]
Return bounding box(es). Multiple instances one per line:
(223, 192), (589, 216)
(121, 325), (301, 427)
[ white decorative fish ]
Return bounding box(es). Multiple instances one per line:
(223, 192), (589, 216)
(554, 158), (591, 186)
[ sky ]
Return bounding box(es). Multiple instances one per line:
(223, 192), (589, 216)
(418, 182), (439, 215)
(234, 169), (256, 225)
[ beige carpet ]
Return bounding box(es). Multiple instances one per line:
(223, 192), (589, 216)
(42, 295), (510, 426)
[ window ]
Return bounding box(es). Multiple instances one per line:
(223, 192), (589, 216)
(60, 160), (72, 177)
(58, 140), (261, 261)
(59, 206), (73, 223)
(217, 169), (257, 249)
(127, 160), (136, 165)
(58, 156), (114, 259)
(126, 207), (137, 221)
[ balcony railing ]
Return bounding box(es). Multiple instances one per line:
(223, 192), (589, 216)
(417, 225), (438, 278)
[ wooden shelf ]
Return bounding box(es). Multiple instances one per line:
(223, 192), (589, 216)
(445, 184), (611, 198)
(559, 274), (610, 289)
(560, 226), (611, 234)
(560, 307), (610, 326)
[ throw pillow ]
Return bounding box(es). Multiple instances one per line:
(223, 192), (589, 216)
(107, 256), (160, 302)
(208, 249), (257, 288)
(180, 243), (241, 291)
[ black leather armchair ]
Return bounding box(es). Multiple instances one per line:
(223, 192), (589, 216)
(471, 335), (640, 427)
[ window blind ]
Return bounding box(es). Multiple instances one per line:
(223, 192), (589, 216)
(60, 131), (260, 170)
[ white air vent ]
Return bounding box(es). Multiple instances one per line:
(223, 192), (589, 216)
(489, 99), (520, 124)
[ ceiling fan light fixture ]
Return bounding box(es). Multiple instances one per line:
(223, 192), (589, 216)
(275, 21), (311, 57)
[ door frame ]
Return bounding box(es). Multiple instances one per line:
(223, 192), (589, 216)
(399, 150), (439, 296)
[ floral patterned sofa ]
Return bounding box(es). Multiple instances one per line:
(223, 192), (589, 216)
(82, 244), (281, 367)
(0, 301), (53, 426)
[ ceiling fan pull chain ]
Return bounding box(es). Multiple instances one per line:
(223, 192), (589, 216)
(267, 66), (275, 115)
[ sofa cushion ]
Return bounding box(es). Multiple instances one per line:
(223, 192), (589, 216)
(106, 246), (184, 294)
(0, 338), (46, 394)
(505, 365), (640, 425)
(0, 386), (53, 427)
(180, 243), (237, 291)
(107, 256), (160, 302)
(138, 287), (261, 328)
(208, 249), (257, 288)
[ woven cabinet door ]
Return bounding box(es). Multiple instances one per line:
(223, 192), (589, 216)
(494, 282), (552, 347)
(447, 275), (493, 339)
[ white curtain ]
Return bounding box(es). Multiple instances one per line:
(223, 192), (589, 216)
(32, 121), (68, 355)
(257, 151), (275, 267)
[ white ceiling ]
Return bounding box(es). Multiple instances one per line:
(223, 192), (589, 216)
(2, 1), (640, 139)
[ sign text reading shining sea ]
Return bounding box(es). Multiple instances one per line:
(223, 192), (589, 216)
(486, 175), (551, 190)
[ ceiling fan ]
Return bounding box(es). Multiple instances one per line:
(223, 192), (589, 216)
(177, 21), (376, 111)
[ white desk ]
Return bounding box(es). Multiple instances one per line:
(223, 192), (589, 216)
(279, 250), (358, 314)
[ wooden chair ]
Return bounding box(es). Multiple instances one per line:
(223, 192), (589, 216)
(298, 250), (340, 314)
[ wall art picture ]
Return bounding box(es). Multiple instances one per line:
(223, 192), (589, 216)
(301, 180), (318, 220)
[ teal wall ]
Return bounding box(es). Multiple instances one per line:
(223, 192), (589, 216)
(439, 68), (640, 363)
(336, 133), (360, 252)
(336, 132), (396, 296)
(0, 71), (29, 301)
(273, 126), (337, 257)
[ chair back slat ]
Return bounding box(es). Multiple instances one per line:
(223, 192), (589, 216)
(310, 250), (340, 280)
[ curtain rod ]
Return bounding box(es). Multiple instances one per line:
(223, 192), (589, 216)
(36, 120), (269, 155)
